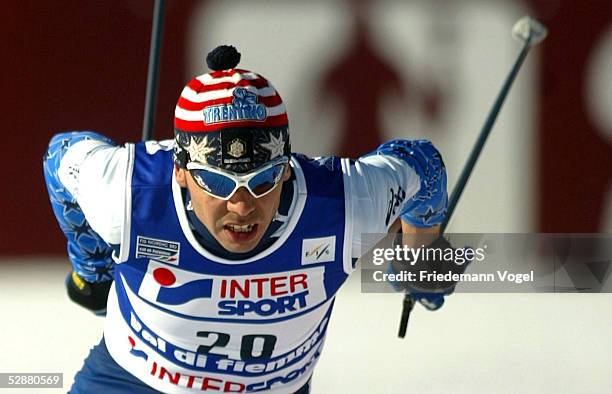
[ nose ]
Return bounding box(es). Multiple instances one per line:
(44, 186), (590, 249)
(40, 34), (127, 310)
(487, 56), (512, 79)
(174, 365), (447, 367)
(226, 187), (255, 217)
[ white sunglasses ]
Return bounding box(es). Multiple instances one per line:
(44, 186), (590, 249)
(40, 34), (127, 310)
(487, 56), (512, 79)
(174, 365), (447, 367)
(186, 157), (289, 200)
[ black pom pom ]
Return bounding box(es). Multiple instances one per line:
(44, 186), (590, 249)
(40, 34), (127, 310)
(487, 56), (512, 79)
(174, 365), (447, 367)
(206, 45), (241, 71)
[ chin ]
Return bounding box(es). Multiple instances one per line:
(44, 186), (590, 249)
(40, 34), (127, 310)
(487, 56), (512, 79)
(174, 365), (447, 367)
(221, 240), (260, 254)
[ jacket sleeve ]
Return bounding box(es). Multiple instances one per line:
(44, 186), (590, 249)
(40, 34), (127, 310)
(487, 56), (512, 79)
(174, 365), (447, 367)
(345, 139), (447, 258)
(43, 131), (128, 282)
(373, 139), (447, 227)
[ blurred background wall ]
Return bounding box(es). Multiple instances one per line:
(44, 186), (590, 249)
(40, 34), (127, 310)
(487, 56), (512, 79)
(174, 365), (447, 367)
(2, 2), (612, 392)
(2, 0), (611, 256)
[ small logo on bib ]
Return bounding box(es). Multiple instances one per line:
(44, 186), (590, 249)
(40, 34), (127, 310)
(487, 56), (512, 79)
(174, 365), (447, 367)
(301, 236), (336, 265)
(136, 236), (180, 264)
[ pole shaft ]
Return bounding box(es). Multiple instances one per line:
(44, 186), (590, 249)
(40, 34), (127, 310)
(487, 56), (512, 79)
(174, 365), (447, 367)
(142, 0), (166, 141)
(440, 38), (531, 234)
(400, 35), (535, 338)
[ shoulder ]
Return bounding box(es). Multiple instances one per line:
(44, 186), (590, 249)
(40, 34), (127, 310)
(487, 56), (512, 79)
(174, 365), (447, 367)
(293, 153), (343, 173)
(131, 140), (177, 186)
(50, 132), (128, 199)
(291, 154), (346, 199)
(46, 131), (129, 244)
(374, 139), (446, 179)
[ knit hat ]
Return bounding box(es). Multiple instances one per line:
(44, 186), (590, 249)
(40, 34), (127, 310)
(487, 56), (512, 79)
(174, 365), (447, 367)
(174, 45), (290, 173)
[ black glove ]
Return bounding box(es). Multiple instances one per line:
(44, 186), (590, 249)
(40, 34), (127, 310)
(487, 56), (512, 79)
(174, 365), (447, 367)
(65, 271), (112, 316)
(391, 235), (471, 309)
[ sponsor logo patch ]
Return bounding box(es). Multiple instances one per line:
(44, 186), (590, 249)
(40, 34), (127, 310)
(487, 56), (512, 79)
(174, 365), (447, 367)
(221, 129), (254, 165)
(136, 236), (180, 264)
(203, 87), (267, 125)
(385, 186), (406, 226)
(301, 236), (336, 265)
(227, 138), (246, 158)
(132, 261), (321, 318)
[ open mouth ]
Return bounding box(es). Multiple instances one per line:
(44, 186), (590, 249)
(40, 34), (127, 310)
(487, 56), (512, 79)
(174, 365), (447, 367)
(223, 223), (259, 243)
(225, 224), (255, 233)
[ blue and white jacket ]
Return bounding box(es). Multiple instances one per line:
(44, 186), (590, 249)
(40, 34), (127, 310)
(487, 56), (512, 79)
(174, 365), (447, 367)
(44, 132), (447, 393)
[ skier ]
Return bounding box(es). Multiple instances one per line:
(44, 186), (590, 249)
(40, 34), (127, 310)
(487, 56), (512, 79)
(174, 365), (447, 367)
(44, 45), (453, 393)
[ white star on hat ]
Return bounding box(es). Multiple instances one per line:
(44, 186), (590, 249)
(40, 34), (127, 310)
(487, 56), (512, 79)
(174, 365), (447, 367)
(186, 135), (216, 163)
(261, 132), (285, 160)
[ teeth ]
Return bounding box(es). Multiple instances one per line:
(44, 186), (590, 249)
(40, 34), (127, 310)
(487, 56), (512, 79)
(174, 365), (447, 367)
(228, 224), (254, 233)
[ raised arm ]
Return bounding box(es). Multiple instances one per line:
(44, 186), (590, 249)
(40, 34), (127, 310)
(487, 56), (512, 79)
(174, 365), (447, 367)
(346, 139), (455, 308)
(43, 131), (128, 314)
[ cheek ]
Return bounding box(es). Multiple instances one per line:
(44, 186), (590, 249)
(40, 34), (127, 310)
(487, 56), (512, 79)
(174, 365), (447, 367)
(258, 186), (283, 217)
(193, 199), (227, 230)
(186, 182), (226, 225)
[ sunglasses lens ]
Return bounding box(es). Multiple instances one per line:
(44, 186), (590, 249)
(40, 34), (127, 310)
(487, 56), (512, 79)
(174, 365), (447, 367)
(190, 169), (236, 199)
(248, 164), (285, 197)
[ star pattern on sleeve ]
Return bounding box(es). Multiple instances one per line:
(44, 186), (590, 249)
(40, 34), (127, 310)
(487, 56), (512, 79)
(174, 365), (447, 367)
(62, 200), (82, 215)
(45, 131), (118, 283)
(417, 206), (440, 225)
(68, 219), (95, 242)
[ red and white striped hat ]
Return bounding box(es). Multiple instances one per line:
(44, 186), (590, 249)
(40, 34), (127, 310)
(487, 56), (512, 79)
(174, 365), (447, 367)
(174, 47), (288, 132)
(173, 45), (290, 173)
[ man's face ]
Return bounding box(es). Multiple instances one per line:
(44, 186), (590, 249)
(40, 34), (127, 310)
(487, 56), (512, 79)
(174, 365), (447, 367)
(175, 164), (291, 254)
